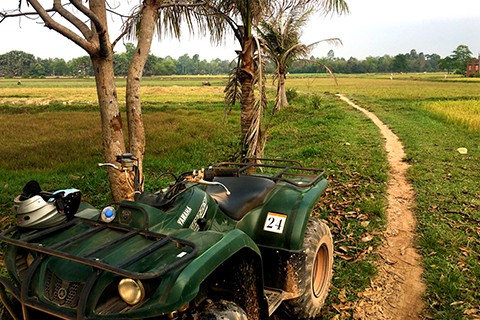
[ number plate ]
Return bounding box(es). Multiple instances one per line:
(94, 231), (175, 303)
(263, 212), (287, 234)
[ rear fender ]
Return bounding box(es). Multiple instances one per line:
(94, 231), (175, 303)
(237, 179), (328, 251)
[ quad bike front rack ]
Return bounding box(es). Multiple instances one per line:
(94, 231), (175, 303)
(0, 217), (198, 280)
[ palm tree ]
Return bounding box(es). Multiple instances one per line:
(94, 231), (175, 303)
(258, 6), (342, 110)
(208, 0), (272, 159)
(214, 0), (348, 159)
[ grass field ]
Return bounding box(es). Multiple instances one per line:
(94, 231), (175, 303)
(0, 73), (479, 319)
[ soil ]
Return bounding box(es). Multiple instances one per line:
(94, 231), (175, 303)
(337, 94), (425, 319)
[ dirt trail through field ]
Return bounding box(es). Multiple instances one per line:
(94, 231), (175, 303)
(336, 94), (425, 319)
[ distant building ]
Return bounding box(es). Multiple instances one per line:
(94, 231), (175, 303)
(467, 58), (479, 77)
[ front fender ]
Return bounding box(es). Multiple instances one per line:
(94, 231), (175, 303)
(130, 229), (262, 316)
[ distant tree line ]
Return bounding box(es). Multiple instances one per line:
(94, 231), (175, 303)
(291, 49), (441, 74)
(291, 45), (475, 75)
(0, 44), (232, 78)
(0, 44), (474, 78)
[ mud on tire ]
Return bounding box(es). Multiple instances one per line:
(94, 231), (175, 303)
(283, 217), (333, 319)
(200, 254), (263, 320)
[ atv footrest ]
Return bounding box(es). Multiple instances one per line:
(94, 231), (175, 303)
(264, 287), (299, 316)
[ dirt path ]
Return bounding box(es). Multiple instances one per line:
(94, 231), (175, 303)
(336, 94), (425, 319)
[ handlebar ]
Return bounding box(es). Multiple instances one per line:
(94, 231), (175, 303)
(98, 156), (238, 197)
(98, 153), (141, 193)
(98, 163), (120, 170)
(98, 153), (138, 172)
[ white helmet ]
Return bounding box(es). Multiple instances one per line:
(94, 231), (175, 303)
(14, 195), (66, 229)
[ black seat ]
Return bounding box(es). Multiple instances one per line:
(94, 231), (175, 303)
(205, 175), (275, 221)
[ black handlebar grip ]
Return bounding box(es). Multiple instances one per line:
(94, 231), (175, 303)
(116, 153), (135, 162)
(204, 167), (239, 181)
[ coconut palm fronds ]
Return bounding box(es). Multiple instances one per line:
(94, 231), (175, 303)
(224, 57), (242, 116)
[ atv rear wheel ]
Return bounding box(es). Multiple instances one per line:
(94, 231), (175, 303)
(284, 217), (333, 319)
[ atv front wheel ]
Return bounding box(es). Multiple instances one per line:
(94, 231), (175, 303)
(284, 217), (333, 319)
(196, 300), (248, 319)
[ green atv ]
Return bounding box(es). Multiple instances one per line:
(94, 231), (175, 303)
(0, 155), (333, 319)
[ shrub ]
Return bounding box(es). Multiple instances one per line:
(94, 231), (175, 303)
(286, 87), (298, 102)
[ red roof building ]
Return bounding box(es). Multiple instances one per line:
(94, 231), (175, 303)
(467, 58), (479, 77)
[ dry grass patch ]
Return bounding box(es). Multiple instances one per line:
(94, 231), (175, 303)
(0, 85), (226, 106)
(0, 87), (99, 105)
(141, 86), (225, 104)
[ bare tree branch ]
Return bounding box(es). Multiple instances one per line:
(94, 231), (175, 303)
(0, 6), (54, 23)
(70, 0), (105, 34)
(112, 7), (138, 49)
(112, 23), (132, 49)
(53, 0), (93, 40)
(24, 0), (94, 53)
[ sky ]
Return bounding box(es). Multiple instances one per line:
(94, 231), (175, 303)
(0, 0), (479, 61)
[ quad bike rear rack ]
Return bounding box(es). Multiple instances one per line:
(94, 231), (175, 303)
(215, 158), (326, 188)
(0, 217), (198, 280)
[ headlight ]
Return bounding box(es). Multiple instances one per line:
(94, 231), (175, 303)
(118, 278), (145, 305)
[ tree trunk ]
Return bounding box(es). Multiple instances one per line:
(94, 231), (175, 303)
(239, 37), (257, 159)
(13, 0), (133, 201)
(276, 73), (288, 110)
(126, 1), (157, 192)
(88, 0), (131, 201)
(91, 55), (130, 201)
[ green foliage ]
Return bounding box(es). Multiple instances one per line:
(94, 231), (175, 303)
(257, 4), (313, 74)
(392, 53), (408, 72)
(439, 45), (474, 75)
(0, 49), (232, 78)
(285, 87), (299, 101)
(290, 49), (445, 74)
(0, 44), (473, 79)
(290, 92), (323, 108)
(0, 51), (37, 77)
(309, 93), (322, 108)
